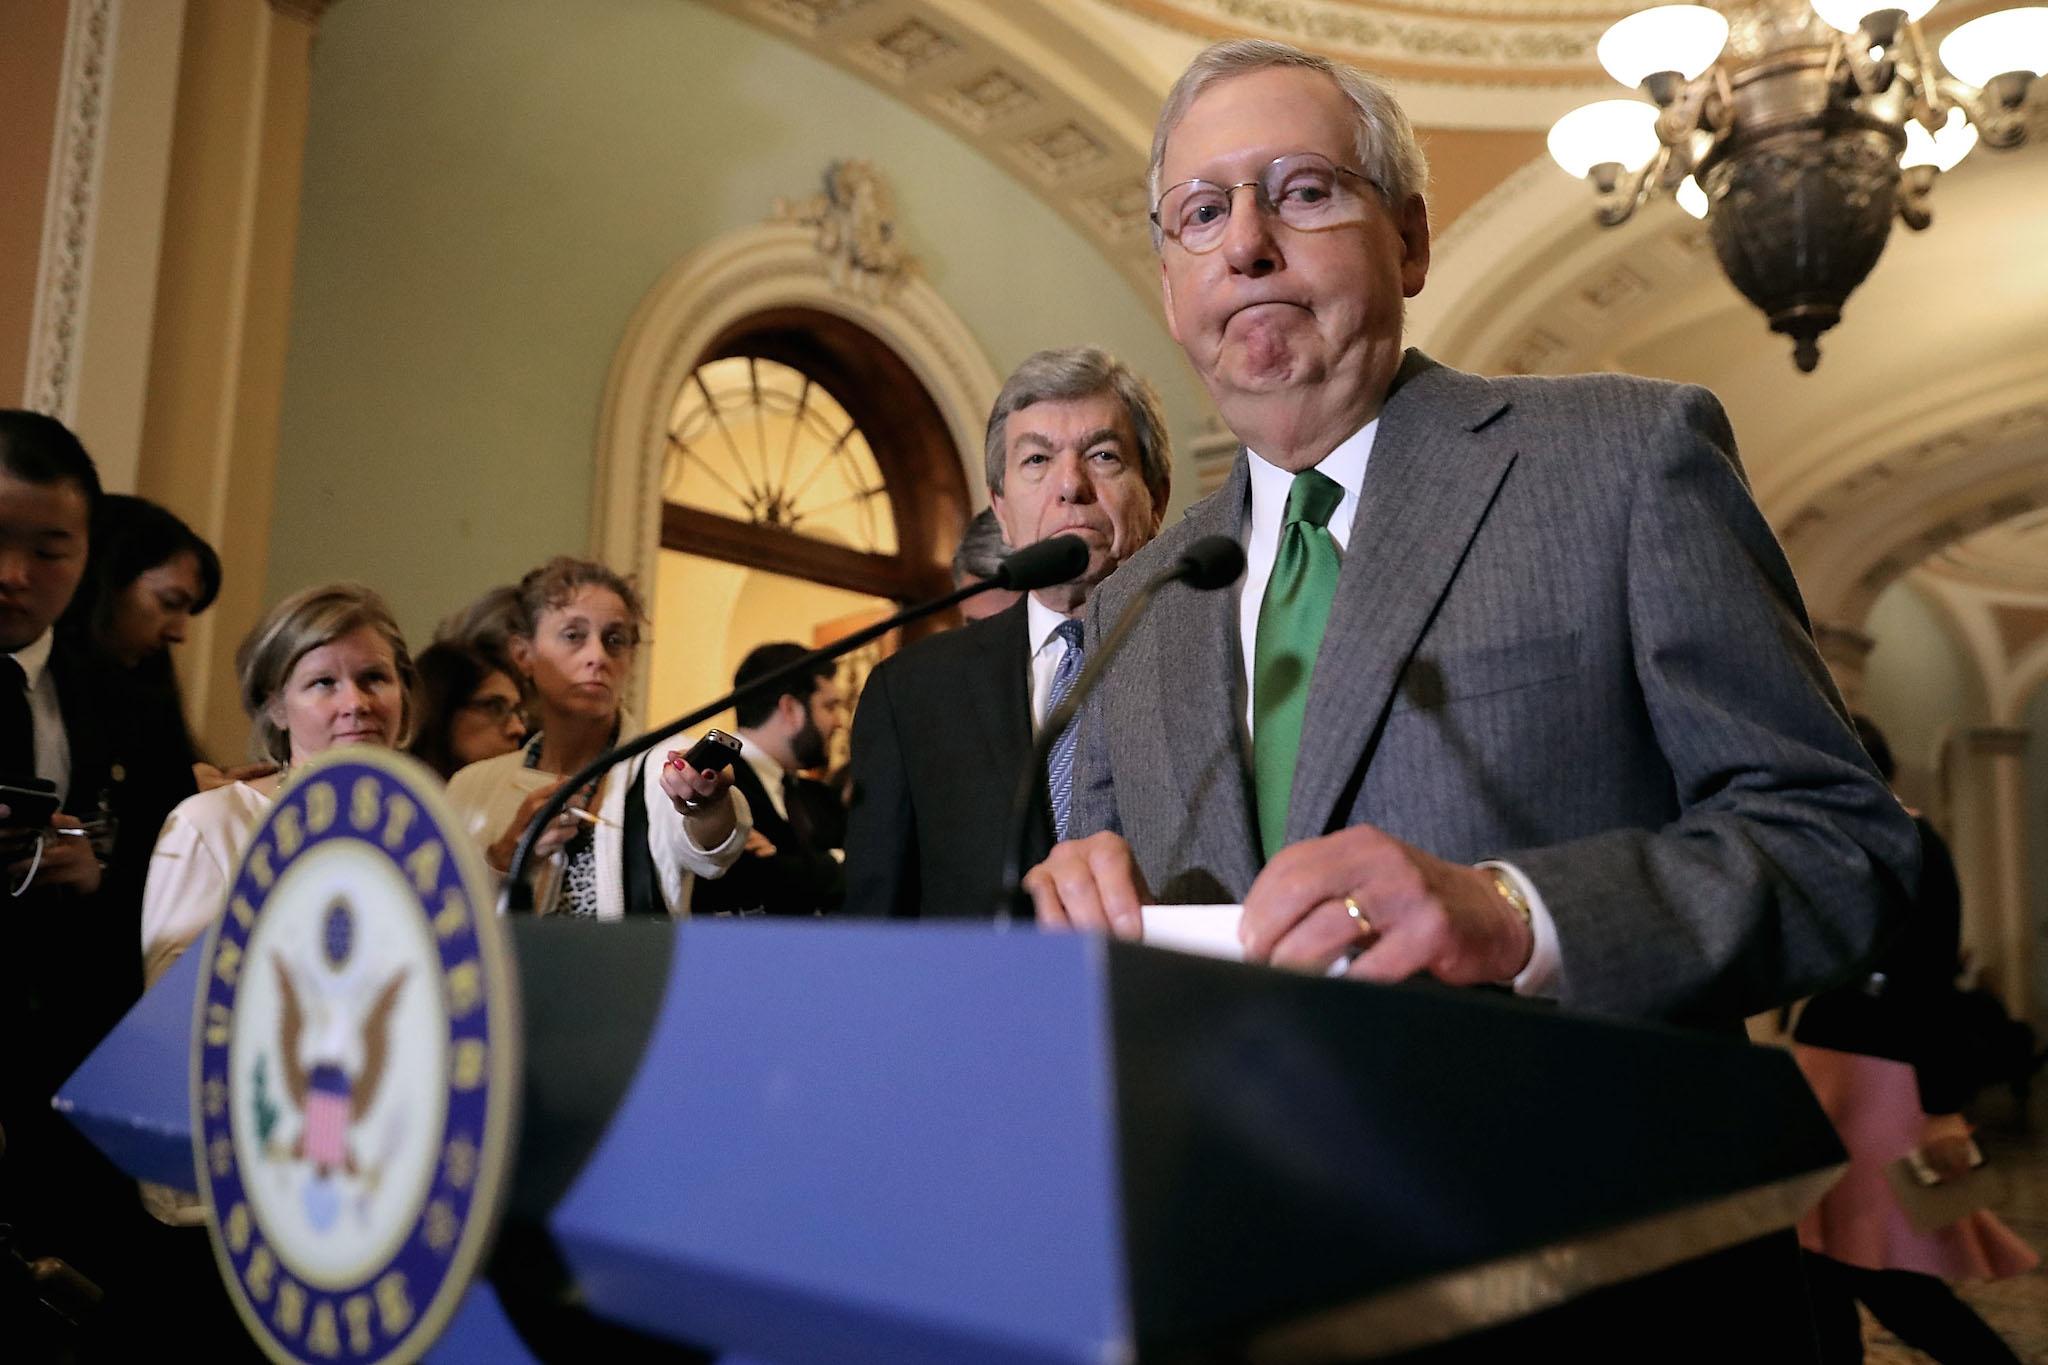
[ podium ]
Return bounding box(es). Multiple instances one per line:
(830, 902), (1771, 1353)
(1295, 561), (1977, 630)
(59, 916), (1843, 1362)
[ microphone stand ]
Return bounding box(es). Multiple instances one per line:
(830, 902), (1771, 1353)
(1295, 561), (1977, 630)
(502, 538), (1088, 910)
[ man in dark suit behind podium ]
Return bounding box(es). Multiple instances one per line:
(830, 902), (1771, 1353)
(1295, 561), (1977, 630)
(843, 347), (1173, 920)
(692, 642), (848, 917)
(1023, 40), (1918, 1362)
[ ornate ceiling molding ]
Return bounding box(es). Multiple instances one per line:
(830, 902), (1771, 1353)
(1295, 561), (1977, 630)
(1098, 0), (1620, 85)
(1775, 381), (2048, 627)
(704, 0), (1164, 300)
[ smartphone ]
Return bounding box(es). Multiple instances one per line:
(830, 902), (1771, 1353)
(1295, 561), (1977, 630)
(680, 729), (743, 775)
(0, 778), (61, 828)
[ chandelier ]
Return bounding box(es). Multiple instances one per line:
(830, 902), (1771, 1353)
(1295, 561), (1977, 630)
(1547, 2), (2046, 370)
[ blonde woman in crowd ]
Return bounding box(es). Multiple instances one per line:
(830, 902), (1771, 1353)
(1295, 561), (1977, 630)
(446, 557), (748, 917)
(140, 582), (415, 986)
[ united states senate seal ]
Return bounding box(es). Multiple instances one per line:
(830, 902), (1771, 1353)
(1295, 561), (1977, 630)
(192, 749), (519, 1364)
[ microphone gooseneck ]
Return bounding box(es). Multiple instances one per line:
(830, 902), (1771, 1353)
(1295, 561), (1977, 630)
(996, 534), (1246, 921)
(501, 534), (1091, 910)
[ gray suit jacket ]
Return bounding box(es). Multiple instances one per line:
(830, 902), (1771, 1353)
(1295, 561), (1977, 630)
(1071, 352), (1917, 1025)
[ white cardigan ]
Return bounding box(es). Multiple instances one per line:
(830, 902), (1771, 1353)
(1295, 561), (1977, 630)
(445, 739), (749, 918)
(140, 780), (274, 988)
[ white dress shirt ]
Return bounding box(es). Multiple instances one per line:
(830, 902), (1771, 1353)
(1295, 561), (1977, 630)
(11, 628), (72, 804)
(737, 733), (788, 821)
(1026, 593), (1083, 733)
(1236, 424), (1560, 997)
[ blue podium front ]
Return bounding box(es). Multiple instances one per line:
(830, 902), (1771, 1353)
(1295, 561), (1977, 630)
(58, 916), (1843, 1362)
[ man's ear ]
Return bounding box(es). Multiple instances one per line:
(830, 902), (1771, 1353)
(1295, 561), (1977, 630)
(777, 692), (805, 731)
(1160, 258), (1182, 344)
(1398, 194), (1432, 299)
(990, 491), (1018, 550)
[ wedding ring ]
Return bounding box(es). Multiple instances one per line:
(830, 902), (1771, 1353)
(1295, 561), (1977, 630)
(1344, 895), (1376, 943)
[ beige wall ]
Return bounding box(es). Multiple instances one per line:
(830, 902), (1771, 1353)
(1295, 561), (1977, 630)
(267, 0), (1213, 664)
(1417, 127), (1547, 238)
(0, 0), (68, 406)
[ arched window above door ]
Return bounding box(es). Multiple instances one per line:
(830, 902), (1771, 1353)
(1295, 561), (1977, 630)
(658, 305), (967, 605)
(594, 206), (1002, 719)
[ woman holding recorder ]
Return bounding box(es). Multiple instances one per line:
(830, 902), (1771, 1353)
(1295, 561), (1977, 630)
(445, 556), (747, 917)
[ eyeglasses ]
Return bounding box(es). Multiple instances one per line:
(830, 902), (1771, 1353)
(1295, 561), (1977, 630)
(461, 695), (527, 728)
(1151, 152), (1386, 254)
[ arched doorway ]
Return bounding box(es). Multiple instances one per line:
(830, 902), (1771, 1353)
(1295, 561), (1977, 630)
(645, 308), (970, 760)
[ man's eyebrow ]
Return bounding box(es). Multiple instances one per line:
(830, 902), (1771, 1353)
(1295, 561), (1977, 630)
(1014, 428), (1125, 450)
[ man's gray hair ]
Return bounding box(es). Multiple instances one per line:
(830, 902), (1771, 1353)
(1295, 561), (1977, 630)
(1147, 39), (1430, 250)
(983, 346), (1172, 511)
(950, 507), (1010, 584)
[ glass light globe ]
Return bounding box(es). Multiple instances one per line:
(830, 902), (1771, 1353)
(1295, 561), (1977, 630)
(1676, 175), (1710, 219)
(1811, 0), (1939, 35)
(1939, 8), (2048, 86)
(1598, 6), (1731, 87)
(1547, 101), (1664, 178)
(1900, 106), (1980, 170)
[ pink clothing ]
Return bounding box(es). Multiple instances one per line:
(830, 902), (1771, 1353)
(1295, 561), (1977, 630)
(1794, 1044), (2037, 1280)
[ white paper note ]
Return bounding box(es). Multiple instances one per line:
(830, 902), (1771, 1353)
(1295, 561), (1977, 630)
(1139, 904), (1245, 962)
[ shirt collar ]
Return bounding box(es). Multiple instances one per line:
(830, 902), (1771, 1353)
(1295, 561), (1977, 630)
(11, 629), (55, 690)
(1026, 592), (1078, 657)
(1246, 417), (1378, 540)
(737, 732), (786, 789)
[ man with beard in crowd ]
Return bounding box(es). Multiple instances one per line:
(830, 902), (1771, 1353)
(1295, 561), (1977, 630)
(692, 642), (848, 917)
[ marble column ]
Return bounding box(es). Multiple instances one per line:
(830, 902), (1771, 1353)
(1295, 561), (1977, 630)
(1958, 725), (2033, 1021)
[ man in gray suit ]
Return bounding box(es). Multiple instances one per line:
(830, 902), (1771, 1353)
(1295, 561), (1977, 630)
(1027, 38), (1914, 1025)
(1025, 37), (1918, 1358)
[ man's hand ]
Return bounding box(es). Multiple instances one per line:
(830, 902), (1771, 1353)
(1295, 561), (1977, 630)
(1022, 831), (1152, 939)
(8, 813), (103, 895)
(1918, 1114), (1977, 1182)
(1242, 825), (1533, 985)
(744, 829), (779, 858)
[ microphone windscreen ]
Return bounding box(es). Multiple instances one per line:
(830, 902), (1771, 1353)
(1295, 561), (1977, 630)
(1178, 535), (1247, 590)
(996, 534), (1090, 590)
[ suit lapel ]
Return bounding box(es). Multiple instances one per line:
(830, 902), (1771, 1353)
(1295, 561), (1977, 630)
(965, 600), (1045, 841)
(1287, 354), (1516, 846)
(1157, 457), (1263, 895)
(731, 758), (792, 847)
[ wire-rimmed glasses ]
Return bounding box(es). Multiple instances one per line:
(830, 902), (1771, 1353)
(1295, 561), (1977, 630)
(1151, 152), (1386, 253)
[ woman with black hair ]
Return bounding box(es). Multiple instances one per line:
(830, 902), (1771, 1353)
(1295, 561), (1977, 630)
(56, 493), (244, 790)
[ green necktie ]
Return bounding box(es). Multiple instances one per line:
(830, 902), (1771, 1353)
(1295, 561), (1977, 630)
(1253, 469), (1344, 861)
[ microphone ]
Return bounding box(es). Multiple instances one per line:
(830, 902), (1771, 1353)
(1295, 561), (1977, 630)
(997, 534), (1246, 919)
(501, 534), (1090, 910)
(991, 534), (1089, 591)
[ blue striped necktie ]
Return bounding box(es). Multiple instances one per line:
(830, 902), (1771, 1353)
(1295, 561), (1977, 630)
(1044, 619), (1086, 840)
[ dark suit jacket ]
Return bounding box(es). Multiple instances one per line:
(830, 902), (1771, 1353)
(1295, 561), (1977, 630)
(690, 753), (843, 917)
(843, 599), (1052, 918)
(1073, 352), (1918, 1028)
(0, 636), (196, 1290)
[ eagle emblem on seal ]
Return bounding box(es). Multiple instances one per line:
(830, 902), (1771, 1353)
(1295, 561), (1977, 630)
(257, 900), (408, 1227)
